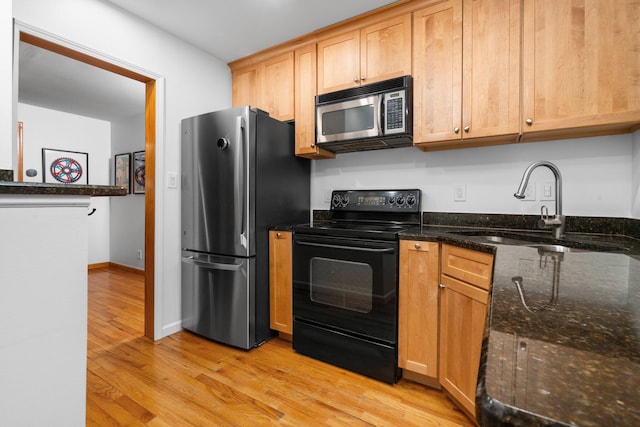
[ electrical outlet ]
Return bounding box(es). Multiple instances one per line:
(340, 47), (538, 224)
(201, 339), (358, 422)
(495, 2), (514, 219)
(539, 182), (555, 201)
(453, 184), (466, 202)
(523, 182), (536, 201)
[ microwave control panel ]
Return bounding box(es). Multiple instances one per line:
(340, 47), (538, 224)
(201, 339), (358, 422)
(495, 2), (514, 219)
(384, 91), (407, 134)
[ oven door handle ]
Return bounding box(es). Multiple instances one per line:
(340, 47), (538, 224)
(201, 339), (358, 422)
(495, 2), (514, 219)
(295, 240), (395, 253)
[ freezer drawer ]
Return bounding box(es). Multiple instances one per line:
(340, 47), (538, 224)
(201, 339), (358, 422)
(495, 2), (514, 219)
(181, 251), (255, 349)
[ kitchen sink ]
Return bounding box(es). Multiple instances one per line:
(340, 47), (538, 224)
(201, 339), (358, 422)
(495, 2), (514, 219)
(529, 244), (587, 253)
(447, 229), (629, 253)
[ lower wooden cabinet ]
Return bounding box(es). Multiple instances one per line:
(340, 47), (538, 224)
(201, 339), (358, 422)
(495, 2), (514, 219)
(268, 230), (293, 340)
(398, 240), (494, 422)
(398, 240), (440, 382)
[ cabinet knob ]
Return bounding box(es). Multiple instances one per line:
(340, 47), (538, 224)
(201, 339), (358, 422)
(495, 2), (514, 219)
(353, 77), (360, 83)
(463, 126), (470, 133)
(526, 118), (533, 126)
(310, 144), (315, 148)
(439, 283), (445, 289)
(414, 243), (421, 249)
(276, 232), (282, 238)
(454, 127), (460, 134)
(360, 75), (366, 81)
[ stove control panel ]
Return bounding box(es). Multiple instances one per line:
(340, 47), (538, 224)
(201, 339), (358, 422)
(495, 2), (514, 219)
(331, 189), (421, 213)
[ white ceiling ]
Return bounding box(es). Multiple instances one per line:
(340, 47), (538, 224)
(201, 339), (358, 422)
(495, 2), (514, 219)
(18, 0), (398, 122)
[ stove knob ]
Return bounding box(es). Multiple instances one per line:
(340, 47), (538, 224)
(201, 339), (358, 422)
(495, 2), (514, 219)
(342, 194), (350, 207)
(332, 194), (342, 208)
(406, 194), (416, 206)
(396, 195), (405, 206)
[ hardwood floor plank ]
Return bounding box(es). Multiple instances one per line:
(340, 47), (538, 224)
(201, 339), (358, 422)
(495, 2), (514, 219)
(87, 267), (473, 426)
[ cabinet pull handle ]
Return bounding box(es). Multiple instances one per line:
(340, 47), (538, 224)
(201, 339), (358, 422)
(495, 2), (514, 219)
(526, 118), (533, 126)
(463, 126), (470, 133)
(454, 127), (460, 134)
(414, 243), (421, 249)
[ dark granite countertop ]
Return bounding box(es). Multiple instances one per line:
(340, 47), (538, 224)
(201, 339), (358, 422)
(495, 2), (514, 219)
(0, 181), (127, 197)
(394, 213), (640, 427)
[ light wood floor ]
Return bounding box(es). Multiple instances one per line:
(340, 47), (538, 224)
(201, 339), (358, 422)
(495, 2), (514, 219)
(87, 266), (473, 426)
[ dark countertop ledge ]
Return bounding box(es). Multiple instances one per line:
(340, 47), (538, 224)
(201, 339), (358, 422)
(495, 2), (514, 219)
(0, 181), (127, 197)
(398, 222), (640, 427)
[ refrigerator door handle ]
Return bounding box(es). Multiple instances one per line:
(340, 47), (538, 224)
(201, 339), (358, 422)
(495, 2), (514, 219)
(235, 115), (248, 250)
(182, 255), (243, 272)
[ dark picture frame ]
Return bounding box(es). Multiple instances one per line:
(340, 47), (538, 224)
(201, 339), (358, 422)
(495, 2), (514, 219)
(114, 152), (131, 193)
(42, 148), (89, 185)
(133, 150), (145, 194)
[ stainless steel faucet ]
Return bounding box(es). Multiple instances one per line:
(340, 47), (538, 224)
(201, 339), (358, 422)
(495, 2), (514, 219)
(514, 160), (565, 239)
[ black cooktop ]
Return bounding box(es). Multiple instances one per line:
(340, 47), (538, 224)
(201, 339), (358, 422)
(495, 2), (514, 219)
(294, 189), (422, 241)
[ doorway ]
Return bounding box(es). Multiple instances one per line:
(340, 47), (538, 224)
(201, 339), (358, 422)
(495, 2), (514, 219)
(16, 30), (157, 339)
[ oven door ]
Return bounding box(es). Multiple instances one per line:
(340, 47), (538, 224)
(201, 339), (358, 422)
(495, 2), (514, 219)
(316, 94), (383, 144)
(292, 233), (398, 343)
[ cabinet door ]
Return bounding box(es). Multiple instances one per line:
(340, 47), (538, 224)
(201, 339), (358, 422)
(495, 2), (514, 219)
(269, 230), (293, 338)
(398, 240), (440, 380)
(317, 30), (361, 94)
(294, 44), (335, 159)
(522, 0), (640, 138)
(360, 14), (412, 86)
(263, 52), (294, 121)
(232, 65), (262, 109)
(439, 274), (489, 419)
(413, 0), (463, 145)
(462, 0), (520, 140)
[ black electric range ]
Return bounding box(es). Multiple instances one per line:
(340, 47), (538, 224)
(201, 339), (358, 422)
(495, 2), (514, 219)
(292, 189), (421, 384)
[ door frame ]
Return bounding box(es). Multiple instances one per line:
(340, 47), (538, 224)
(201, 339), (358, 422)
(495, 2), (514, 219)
(13, 23), (163, 339)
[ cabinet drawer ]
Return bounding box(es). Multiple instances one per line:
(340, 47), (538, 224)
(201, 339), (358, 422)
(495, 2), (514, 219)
(441, 244), (494, 290)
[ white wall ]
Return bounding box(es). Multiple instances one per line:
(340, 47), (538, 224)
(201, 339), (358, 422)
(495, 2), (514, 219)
(312, 133), (635, 219)
(110, 113), (145, 270)
(11, 0), (232, 339)
(632, 131), (640, 218)
(18, 103), (111, 264)
(0, 2), (11, 169)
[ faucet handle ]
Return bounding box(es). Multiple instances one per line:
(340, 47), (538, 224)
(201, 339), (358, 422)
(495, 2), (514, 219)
(540, 205), (550, 220)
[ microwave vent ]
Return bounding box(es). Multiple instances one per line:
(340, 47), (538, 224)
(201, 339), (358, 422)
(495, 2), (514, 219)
(317, 75), (411, 104)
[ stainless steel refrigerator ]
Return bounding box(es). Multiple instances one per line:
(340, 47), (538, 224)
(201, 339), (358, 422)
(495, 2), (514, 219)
(181, 106), (310, 349)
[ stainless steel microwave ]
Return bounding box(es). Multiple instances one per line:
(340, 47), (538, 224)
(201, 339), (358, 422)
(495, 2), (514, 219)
(315, 75), (412, 153)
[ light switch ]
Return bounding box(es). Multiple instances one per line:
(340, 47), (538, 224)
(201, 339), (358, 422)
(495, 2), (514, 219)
(454, 184), (466, 202)
(167, 172), (177, 188)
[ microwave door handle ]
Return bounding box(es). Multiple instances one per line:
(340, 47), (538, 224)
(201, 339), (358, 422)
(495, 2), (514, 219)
(296, 240), (394, 253)
(377, 93), (384, 135)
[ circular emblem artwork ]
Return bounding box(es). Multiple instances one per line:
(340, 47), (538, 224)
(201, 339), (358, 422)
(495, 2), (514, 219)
(134, 165), (145, 187)
(50, 157), (83, 184)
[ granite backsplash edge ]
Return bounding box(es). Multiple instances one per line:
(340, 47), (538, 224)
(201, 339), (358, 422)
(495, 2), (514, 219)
(312, 210), (640, 241)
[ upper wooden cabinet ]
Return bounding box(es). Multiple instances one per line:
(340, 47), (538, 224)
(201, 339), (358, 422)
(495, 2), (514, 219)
(521, 0), (640, 141)
(294, 44), (335, 159)
(231, 52), (294, 122)
(413, 0), (521, 149)
(232, 65), (261, 112)
(317, 14), (412, 95)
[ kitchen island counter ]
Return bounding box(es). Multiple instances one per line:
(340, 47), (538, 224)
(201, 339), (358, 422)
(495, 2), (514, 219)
(0, 181), (126, 196)
(399, 219), (640, 427)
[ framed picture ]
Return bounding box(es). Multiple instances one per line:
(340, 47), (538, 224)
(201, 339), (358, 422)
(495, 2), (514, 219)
(114, 153), (131, 193)
(42, 148), (88, 185)
(133, 150), (145, 194)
